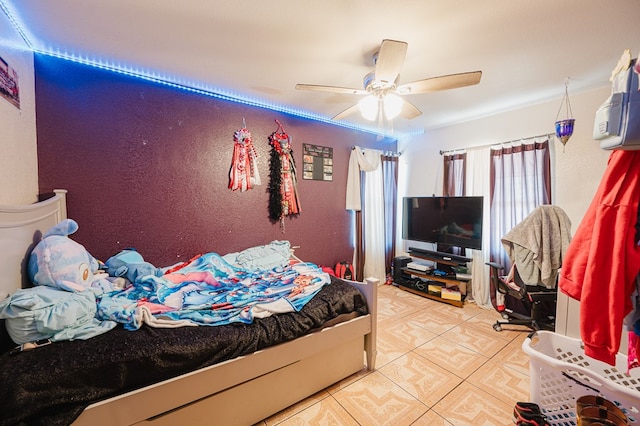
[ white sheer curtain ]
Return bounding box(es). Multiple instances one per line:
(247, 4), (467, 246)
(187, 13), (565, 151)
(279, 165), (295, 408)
(363, 160), (386, 282)
(346, 148), (386, 283)
(442, 150), (492, 308)
(465, 148), (492, 309)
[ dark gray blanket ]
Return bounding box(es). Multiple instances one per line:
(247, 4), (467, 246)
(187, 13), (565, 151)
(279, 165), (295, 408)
(0, 277), (368, 426)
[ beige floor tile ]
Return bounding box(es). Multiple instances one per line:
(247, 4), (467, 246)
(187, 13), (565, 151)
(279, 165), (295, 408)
(378, 316), (438, 349)
(414, 336), (489, 379)
(376, 310), (439, 367)
(379, 351), (463, 407)
(375, 343), (407, 368)
(432, 381), (515, 426)
(463, 307), (503, 327)
(441, 322), (511, 358)
(261, 284), (530, 426)
(430, 300), (482, 323)
(325, 368), (371, 394)
(263, 390), (331, 425)
(405, 309), (463, 335)
(377, 292), (424, 318)
(462, 301), (487, 312)
(491, 336), (531, 376)
(411, 410), (454, 425)
(466, 359), (530, 405)
(276, 396), (359, 426)
(332, 370), (428, 426)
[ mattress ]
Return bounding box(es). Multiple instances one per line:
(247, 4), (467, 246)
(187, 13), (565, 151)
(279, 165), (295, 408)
(0, 276), (368, 426)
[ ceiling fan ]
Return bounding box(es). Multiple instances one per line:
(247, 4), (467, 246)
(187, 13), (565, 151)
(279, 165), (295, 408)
(295, 39), (482, 123)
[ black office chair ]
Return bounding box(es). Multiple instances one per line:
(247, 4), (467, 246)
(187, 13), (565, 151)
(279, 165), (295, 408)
(486, 205), (571, 332)
(486, 261), (557, 332)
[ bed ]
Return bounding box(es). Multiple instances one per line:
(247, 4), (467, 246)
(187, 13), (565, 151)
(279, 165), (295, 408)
(0, 189), (378, 426)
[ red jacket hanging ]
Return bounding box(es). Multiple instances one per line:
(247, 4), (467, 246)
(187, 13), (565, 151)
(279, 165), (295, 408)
(559, 150), (640, 366)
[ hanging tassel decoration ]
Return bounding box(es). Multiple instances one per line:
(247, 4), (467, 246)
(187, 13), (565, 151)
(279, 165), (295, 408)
(268, 120), (301, 231)
(229, 118), (261, 191)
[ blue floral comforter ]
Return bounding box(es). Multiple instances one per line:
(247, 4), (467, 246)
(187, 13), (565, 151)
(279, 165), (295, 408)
(97, 252), (330, 330)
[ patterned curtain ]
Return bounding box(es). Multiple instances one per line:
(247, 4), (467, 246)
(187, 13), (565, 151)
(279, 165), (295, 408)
(382, 153), (399, 282)
(489, 139), (551, 270)
(442, 152), (466, 257)
(443, 151), (466, 196)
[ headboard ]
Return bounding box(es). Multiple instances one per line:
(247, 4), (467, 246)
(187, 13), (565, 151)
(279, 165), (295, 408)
(0, 189), (68, 298)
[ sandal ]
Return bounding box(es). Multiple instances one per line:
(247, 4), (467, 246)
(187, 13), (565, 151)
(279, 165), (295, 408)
(576, 395), (628, 426)
(513, 402), (550, 426)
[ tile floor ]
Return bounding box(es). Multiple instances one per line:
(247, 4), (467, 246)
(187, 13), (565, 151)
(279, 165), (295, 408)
(257, 284), (534, 426)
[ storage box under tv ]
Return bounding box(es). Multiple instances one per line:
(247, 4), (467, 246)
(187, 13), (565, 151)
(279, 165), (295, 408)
(427, 282), (443, 296)
(522, 330), (640, 425)
(440, 287), (462, 301)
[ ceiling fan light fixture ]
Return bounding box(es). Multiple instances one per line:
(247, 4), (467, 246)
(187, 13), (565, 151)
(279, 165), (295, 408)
(295, 39), (481, 125)
(358, 95), (379, 121)
(383, 93), (403, 120)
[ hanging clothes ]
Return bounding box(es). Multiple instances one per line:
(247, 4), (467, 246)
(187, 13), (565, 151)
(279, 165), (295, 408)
(228, 121), (261, 192)
(559, 150), (640, 366)
(345, 147), (381, 211)
(626, 277), (640, 372)
(268, 120), (301, 229)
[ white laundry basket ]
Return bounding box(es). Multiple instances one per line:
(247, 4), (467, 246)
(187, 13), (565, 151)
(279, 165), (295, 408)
(522, 330), (640, 426)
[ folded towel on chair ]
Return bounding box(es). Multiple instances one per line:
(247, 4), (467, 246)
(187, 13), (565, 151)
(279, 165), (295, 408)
(501, 205), (572, 289)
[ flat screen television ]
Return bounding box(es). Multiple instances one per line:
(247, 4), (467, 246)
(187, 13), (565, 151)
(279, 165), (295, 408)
(402, 196), (483, 250)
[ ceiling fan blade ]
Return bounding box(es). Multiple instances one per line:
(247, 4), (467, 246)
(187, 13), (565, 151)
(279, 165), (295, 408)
(332, 104), (361, 121)
(295, 84), (367, 95)
(397, 71), (482, 95)
(374, 39), (408, 85)
(399, 99), (422, 120)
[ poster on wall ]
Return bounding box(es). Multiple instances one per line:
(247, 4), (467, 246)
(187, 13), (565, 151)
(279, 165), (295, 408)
(302, 144), (333, 181)
(0, 55), (20, 109)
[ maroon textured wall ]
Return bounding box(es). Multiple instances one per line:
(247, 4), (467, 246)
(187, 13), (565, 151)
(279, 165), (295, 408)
(34, 55), (395, 268)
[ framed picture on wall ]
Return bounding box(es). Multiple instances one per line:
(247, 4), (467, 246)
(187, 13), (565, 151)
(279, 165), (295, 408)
(0, 55), (20, 109)
(302, 144), (333, 181)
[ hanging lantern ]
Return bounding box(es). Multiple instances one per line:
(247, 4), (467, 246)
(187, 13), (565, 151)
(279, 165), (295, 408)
(555, 118), (575, 145)
(555, 78), (575, 148)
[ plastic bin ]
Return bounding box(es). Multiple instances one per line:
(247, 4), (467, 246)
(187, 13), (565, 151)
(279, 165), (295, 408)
(522, 330), (640, 426)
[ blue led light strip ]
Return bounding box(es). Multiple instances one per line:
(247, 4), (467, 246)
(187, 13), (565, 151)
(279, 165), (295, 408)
(40, 50), (408, 137)
(1, 0), (422, 139)
(0, 0), (32, 48)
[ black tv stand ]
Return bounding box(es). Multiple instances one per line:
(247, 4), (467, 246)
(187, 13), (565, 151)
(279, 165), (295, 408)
(407, 247), (471, 265)
(398, 248), (472, 308)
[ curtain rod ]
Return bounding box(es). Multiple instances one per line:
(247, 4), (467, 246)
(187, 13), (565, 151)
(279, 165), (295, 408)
(352, 146), (402, 157)
(439, 132), (554, 155)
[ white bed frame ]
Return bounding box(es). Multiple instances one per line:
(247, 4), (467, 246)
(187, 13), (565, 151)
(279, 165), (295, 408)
(0, 189), (378, 426)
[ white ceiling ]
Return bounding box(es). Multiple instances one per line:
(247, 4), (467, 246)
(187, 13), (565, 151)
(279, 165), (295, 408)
(3, 0), (640, 136)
